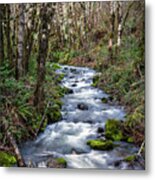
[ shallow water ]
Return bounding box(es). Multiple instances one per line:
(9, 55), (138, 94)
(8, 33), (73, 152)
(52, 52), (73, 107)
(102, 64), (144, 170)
(21, 64), (143, 169)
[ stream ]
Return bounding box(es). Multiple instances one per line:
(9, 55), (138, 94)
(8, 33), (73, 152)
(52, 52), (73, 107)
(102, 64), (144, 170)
(21, 65), (144, 169)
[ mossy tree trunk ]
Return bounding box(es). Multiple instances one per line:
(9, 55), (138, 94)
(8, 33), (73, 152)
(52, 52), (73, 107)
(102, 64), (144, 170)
(16, 3), (25, 79)
(0, 5), (4, 65)
(24, 4), (37, 74)
(108, 2), (116, 61)
(5, 4), (12, 63)
(34, 4), (53, 112)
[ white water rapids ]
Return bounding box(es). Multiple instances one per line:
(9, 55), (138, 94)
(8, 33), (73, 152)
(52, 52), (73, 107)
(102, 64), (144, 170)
(21, 65), (143, 169)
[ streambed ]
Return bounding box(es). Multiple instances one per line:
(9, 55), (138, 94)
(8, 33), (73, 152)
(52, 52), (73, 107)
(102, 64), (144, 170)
(21, 65), (143, 169)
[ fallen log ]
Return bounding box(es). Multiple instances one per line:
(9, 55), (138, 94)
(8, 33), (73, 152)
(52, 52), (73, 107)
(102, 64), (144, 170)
(6, 131), (26, 167)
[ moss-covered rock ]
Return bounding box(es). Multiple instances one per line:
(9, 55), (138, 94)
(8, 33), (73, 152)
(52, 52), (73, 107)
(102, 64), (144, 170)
(127, 137), (134, 143)
(87, 139), (114, 150)
(105, 119), (123, 141)
(0, 151), (17, 167)
(46, 157), (67, 168)
(92, 74), (101, 87)
(124, 155), (136, 162)
(56, 158), (67, 167)
(47, 110), (62, 124)
(101, 97), (108, 103)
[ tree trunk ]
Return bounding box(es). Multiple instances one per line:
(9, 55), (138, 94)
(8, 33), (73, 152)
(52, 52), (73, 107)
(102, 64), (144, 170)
(17, 4), (25, 79)
(108, 2), (116, 61)
(117, 2), (123, 47)
(34, 4), (51, 111)
(24, 4), (37, 74)
(0, 5), (4, 64)
(5, 4), (12, 62)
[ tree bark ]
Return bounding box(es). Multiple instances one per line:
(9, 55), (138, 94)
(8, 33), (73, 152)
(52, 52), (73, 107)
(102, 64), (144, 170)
(34, 4), (51, 111)
(17, 4), (25, 79)
(117, 2), (123, 47)
(108, 2), (116, 61)
(0, 5), (4, 64)
(24, 4), (37, 74)
(5, 4), (12, 62)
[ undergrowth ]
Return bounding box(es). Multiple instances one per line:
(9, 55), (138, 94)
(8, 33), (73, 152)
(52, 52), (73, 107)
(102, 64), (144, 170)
(0, 58), (65, 166)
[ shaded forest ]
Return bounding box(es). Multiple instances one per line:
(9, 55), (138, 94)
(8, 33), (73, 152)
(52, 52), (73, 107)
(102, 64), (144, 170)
(0, 1), (145, 168)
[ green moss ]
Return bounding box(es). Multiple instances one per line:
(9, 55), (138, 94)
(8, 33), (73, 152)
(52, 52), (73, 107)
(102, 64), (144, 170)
(52, 110), (62, 121)
(92, 74), (100, 87)
(126, 110), (144, 128)
(105, 119), (123, 141)
(58, 86), (70, 96)
(51, 63), (61, 71)
(54, 99), (63, 108)
(87, 139), (114, 150)
(56, 158), (67, 167)
(55, 74), (65, 84)
(0, 151), (17, 167)
(127, 137), (134, 143)
(124, 155), (136, 162)
(47, 106), (62, 123)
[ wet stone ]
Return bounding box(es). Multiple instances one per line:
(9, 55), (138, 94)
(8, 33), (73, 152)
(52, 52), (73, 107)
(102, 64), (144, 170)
(67, 89), (74, 94)
(70, 68), (77, 73)
(69, 76), (75, 79)
(71, 84), (77, 87)
(64, 67), (68, 71)
(77, 103), (88, 110)
(114, 160), (122, 167)
(97, 127), (104, 133)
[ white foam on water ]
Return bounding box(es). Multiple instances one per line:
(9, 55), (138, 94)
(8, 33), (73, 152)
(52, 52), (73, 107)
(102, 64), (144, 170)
(21, 64), (143, 169)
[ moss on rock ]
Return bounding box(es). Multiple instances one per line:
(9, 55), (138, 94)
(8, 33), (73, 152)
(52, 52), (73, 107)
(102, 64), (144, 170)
(46, 157), (67, 168)
(87, 139), (114, 150)
(0, 151), (17, 167)
(92, 74), (100, 87)
(48, 109), (62, 124)
(105, 119), (123, 141)
(127, 137), (134, 143)
(124, 155), (136, 162)
(56, 158), (67, 167)
(101, 97), (108, 103)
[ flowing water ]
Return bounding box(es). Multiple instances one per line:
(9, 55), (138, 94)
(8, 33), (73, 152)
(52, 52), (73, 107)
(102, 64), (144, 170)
(21, 65), (144, 169)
